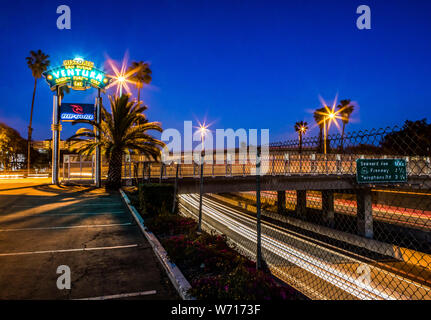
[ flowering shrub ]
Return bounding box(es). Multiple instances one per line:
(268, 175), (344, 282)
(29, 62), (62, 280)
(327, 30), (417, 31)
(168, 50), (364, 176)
(129, 186), (301, 300)
(188, 265), (298, 300)
(162, 233), (251, 275)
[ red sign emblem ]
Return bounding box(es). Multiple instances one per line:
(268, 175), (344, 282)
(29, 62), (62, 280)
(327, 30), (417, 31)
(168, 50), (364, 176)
(71, 104), (84, 114)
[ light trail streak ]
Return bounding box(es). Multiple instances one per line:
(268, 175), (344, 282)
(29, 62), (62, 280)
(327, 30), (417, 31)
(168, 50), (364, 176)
(180, 194), (431, 300)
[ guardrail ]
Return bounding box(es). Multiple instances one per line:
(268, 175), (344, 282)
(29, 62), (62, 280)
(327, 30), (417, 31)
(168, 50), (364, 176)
(129, 153), (431, 180)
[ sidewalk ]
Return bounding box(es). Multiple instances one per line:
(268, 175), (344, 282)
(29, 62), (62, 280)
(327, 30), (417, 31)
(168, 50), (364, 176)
(0, 181), (179, 299)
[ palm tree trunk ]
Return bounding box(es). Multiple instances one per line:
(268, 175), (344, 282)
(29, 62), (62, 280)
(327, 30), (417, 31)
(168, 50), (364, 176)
(340, 123), (346, 152)
(27, 78), (37, 175)
(137, 86), (141, 104)
(106, 149), (123, 189)
(318, 128), (323, 153)
(299, 132), (303, 154)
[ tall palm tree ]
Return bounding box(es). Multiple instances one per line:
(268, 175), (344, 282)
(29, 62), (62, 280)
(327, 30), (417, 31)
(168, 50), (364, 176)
(59, 86), (70, 101)
(26, 50), (50, 173)
(294, 121), (308, 153)
(127, 61), (152, 103)
(68, 94), (165, 189)
(337, 99), (354, 151)
(313, 107), (326, 153)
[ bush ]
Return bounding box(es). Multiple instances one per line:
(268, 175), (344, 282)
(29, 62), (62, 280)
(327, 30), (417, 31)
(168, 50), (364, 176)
(138, 183), (175, 216)
(145, 214), (197, 236)
(162, 232), (254, 275)
(188, 265), (297, 300)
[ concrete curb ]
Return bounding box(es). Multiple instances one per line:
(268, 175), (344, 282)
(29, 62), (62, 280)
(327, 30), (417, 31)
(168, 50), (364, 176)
(119, 188), (194, 300)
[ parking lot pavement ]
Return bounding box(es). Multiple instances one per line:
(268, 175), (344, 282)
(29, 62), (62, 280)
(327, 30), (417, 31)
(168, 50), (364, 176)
(0, 182), (179, 300)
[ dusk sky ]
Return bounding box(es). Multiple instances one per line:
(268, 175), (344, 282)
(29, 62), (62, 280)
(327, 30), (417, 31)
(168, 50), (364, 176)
(0, 0), (430, 144)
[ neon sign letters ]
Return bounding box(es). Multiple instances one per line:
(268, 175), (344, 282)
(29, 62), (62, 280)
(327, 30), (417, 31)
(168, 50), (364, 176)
(43, 57), (111, 91)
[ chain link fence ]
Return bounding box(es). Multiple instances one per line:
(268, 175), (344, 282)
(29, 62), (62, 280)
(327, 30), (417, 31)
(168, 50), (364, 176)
(174, 123), (431, 300)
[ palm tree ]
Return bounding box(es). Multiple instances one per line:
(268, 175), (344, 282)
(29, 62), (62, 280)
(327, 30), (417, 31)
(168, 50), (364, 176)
(294, 121), (308, 153)
(59, 86), (70, 101)
(127, 61), (152, 103)
(313, 107), (326, 153)
(337, 99), (354, 151)
(26, 50), (50, 173)
(68, 94), (165, 189)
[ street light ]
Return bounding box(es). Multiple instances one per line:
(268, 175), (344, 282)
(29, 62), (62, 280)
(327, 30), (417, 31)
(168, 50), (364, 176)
(105, 53), (140, 97)
(197, 123), (210, 233)
(316, 105), (341, 154)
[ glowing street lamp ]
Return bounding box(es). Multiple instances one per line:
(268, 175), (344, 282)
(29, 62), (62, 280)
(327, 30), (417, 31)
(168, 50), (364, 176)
(315, 98), (345, 154)
(105, 53), (140, 97)
(198, 124), (209, 152)
(196, 121), (210, 233)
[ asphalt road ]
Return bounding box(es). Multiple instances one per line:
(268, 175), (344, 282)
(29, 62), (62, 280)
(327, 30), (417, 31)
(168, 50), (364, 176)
(179, 193), (431, 300)
(0, 181), (178, 300)
(237, 190), (431, 231)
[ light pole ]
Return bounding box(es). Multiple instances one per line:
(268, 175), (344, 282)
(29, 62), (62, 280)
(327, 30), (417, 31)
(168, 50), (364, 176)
(197, 124), (208, 233)
(256, 147), (262, 270)
(323, 109), (335, 155)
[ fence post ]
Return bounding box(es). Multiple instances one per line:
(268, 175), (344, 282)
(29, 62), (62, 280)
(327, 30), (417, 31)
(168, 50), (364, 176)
(325, 153), (328, 174)
(148, 162), (151, 180)
(284, 153), (289, 175)
(256, 147), (262, 270)
(311, 154), (316, 174)
(336, 154), (341, 174)
(159, 163), (164, 183)
(172, 162), (179, 214)
(142, 162), (146, 180)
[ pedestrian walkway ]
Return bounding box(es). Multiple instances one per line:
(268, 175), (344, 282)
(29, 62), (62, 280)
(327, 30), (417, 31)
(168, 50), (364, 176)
(0, 181), (178, 299)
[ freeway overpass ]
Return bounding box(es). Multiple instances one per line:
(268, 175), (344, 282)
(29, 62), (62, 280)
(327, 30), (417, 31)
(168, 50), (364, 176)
(132, 151), (430, 239)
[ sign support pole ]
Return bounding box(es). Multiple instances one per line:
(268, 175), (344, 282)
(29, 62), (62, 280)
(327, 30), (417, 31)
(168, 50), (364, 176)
(95, 89), (102, 187)
(51, 86), (60, 185)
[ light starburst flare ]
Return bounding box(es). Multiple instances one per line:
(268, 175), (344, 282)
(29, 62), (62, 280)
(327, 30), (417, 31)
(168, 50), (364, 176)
(104, 52), (141, 97)
(316, 95), (350, 132)
(194, 121), (212, 152)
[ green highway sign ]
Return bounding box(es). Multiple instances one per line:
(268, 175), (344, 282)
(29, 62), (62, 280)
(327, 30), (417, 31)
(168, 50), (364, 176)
(356, 158), (407, 184)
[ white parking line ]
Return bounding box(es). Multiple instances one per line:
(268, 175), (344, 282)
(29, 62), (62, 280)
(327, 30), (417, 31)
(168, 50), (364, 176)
(0, 222), (132, 232)
(0, 211), (126, 217)
(12, 203), (123, 208)
(0, 244), (139, 257)
(76, 290), (157, 300)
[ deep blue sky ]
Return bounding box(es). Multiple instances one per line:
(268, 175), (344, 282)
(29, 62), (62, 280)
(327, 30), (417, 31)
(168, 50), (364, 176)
(0, 0), (430, 143)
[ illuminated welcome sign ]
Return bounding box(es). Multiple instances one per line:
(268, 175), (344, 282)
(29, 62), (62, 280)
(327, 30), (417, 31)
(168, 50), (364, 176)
(43, 58), (112, 91)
